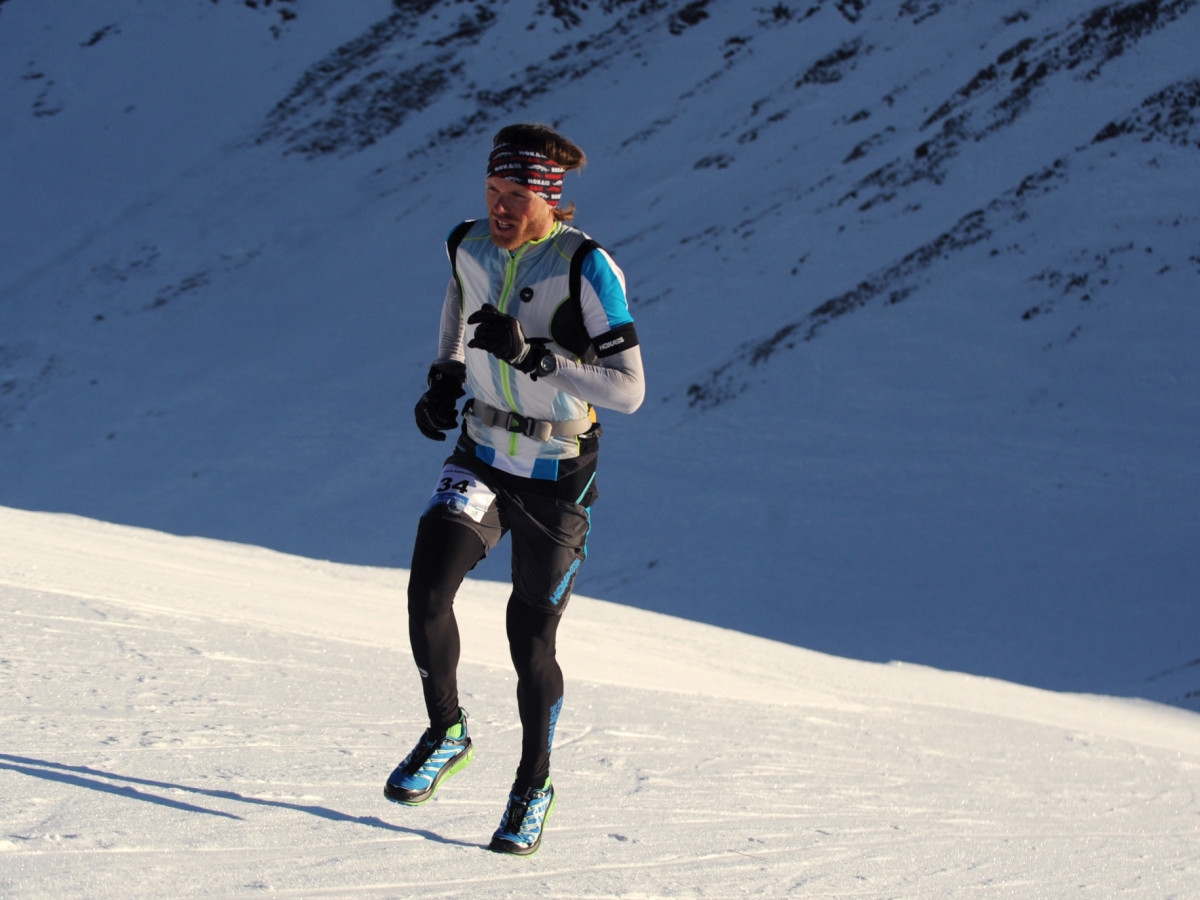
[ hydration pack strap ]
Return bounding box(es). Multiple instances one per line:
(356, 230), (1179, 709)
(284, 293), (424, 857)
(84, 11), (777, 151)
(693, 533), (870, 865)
(466, 399), (592, 443)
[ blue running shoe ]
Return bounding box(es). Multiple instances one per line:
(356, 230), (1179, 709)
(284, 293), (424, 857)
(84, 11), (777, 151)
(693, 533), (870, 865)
(488, 778), (556, 856)
(384, 711), (473, 805)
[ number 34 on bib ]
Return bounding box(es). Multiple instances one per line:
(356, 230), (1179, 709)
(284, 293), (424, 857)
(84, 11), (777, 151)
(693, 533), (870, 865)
(424, 464), (497, 524)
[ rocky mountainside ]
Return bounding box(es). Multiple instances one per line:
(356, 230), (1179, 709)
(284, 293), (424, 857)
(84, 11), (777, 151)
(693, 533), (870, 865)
(1, 0), (1197, 705)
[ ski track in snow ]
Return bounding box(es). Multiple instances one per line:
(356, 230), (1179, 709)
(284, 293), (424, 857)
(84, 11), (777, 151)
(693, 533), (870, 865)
(2, 1), (1200, 893)
(2, 508), (1199, 898)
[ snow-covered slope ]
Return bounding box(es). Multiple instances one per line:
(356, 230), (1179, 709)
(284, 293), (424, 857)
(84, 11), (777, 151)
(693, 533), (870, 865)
(1, 0), (1198, 708)
(3, 506), (1199, 897)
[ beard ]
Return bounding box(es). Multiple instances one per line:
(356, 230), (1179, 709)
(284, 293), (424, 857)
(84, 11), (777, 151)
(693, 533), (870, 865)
(488, 211), (554, 251)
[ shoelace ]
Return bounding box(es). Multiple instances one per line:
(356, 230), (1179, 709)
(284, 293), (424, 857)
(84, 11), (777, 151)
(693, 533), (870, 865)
(400, 730), (438, 775)
(502, 794), (530, 832)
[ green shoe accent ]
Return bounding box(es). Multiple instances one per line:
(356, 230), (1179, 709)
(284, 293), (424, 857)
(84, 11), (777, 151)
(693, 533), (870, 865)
(489, 779), (555, 856)
(384, 710), (473, 805)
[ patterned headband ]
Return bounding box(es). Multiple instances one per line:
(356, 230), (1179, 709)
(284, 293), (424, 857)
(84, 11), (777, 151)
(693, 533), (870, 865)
(487, 144), (566, 207)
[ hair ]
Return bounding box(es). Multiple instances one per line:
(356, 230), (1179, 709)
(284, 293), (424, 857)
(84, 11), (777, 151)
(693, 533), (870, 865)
(493, 123), (587, 221)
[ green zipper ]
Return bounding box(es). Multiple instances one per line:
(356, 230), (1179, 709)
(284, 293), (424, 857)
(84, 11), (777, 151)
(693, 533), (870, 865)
(496, 225), (557, 456)
(498, 245), (527, 456)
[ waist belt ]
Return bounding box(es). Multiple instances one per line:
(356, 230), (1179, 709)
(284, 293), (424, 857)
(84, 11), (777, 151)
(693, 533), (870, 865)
(467, 399), (593, 443)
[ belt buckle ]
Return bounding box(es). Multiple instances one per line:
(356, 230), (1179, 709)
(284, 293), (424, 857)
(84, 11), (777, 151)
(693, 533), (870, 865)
(506, 411), (553, 442)
(504, 411), (529, 435)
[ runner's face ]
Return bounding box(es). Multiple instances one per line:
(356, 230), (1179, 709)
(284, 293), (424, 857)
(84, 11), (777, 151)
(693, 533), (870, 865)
(486, 177), (554, 250)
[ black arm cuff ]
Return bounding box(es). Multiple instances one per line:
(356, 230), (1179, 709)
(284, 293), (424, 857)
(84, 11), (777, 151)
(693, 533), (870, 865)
(428, 360), (466, 387)
(592, 322), (640, 359)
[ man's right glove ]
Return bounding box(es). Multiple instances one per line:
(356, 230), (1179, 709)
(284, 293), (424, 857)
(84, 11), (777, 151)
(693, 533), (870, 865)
(414, 361), (466, 441)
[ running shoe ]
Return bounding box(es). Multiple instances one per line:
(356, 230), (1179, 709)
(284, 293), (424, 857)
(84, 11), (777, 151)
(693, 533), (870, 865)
(383, 710), (473, 805)
(488, 778), (555, 856)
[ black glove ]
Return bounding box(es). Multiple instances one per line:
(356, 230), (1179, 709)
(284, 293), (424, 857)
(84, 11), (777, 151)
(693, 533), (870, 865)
(466, 304), (552, 376)
(467, 304), (530, 363)
(414, 362), (466, 441)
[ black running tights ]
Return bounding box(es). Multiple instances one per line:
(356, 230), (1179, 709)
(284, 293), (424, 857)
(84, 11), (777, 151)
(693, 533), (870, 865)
(407, 516), (564, 789)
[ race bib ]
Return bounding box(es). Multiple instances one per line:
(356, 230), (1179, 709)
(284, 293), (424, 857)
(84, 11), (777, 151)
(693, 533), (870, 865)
(425, 464), (496, 524)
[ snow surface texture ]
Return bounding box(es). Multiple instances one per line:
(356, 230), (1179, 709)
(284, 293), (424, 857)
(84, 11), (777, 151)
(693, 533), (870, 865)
(3, 506), (1199, 897)
(2, 0), (1200, 888)
(2, 0), (1199, 708)
(2, 0), (1200, 710)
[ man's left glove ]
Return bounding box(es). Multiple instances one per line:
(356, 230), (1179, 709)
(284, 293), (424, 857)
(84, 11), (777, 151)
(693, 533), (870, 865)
(414, 361), (466, 441)
(467, 304), (552, 377)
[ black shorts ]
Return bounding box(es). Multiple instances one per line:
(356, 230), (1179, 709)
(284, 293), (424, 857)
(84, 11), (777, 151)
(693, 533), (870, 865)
(419, 450), (599, 614)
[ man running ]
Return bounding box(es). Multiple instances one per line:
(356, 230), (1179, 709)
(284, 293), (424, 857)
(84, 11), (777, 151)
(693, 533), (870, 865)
(385, 122), (645, 856)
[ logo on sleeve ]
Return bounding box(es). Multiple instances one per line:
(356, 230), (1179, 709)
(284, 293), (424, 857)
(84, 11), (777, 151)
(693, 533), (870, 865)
(598, 336), (625, 352)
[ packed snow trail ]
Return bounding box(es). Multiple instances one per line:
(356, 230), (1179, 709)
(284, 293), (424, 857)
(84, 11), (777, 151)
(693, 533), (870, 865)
(2, 506), (1198, 898)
